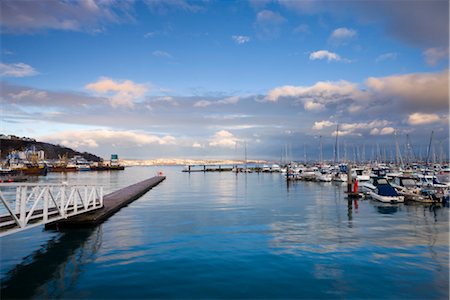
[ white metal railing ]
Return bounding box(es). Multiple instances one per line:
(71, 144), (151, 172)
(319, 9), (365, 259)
(0, 184), (103, 237)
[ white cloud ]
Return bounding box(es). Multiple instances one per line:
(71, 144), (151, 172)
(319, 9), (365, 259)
(321, 120), (393, 136)
(208, 130), (240, 148)
(192, 142), (202, 148)
(144, 31), (157, 38)
(266, 80), (362, 103)
(144, 0), (204, 14)
(293, 24), (310, 34)
(407, 112), (440, 125)
(365, 70), (448, 111)
(376, 52), (398, 62)
(380, 127), (395, 135)
(85, 77), (148, 108)
(256, 10), (285, 23)
(218, 96), (239, 105)
(41, 129), (176, 150)
(194, 96), (239, 108)
(423, 47), (448, 66)
(369, 128), (380, 135)
(255, 9), (286, 39)
(9, 89), (47, 100)
(329, 27), (357, 45)
(309, 50), (341, 62)
(312, 120), (335, 130)
(266, 70), (448, 124)
(204, 114), (251, 120)
(194, 100), (212, 107)
(0, 62), (38, 77)
(371, 127), (395, 135)
(152, 50), (172, 58)
(304, 101), (325, 111)
(0, 0), (131, 33)
(348, 105), (363, 113)
(232, 35), (250, 44)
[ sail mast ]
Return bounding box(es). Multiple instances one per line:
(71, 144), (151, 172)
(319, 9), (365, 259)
(334, 123), (339, 163)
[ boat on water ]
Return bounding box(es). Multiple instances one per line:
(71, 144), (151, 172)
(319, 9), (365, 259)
(270, 164), (281, 172)
(72, 156), (91, 171)
(363, 176), (389, 194)
(390, 176), (437, 203)
(317, 172), (332, 182)
(50, 165), (77, 172)
(332, 172), (347, 182)
(352, 168), (371, 182)
(10, 163), (48, 176)
(369, 179), (405, 203)
(49, 154), (78, 172)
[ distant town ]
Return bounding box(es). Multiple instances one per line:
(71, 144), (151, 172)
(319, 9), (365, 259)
(0, 134), (36, 142)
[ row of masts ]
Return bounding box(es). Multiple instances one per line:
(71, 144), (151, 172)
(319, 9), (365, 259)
(279, 130), (447, 165)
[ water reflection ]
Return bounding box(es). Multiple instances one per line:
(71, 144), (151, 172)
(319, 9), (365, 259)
(0, 167), (448, 299)
(1, 227), (102, 299)
(347, 200), (353, 226)
(374, 203), (400, 214)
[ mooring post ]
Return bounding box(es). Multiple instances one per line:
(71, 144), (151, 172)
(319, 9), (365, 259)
(347, 165), (352, 194)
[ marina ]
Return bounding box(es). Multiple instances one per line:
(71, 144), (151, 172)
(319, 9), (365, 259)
(1, 1), (449, 298)
(0, 166), (448, 299)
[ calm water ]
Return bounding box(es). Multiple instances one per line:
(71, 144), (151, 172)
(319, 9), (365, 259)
(1, 166), (449, 299)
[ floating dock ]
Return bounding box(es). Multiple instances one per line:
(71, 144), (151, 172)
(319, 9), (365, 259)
(46, 176), (165, 229)
(182, 165), (233, 172)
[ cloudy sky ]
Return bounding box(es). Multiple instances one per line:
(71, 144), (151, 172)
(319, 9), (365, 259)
(1, 0), (448, 160)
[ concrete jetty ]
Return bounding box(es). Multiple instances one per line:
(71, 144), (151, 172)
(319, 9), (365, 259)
(46, 176), (165, 229)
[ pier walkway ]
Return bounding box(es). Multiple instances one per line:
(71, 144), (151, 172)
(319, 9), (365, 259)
(0, 184), (103, 237)
(46, 175), (166, 228)
(0, 176), (165, 236)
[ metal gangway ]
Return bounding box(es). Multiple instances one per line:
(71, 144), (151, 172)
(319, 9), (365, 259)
(0, 183), (103, 237)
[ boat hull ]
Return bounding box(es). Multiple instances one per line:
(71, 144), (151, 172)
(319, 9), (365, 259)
(370, 191), (404, 203)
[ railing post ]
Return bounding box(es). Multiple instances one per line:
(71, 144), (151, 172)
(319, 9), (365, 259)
(43, 186), (49, 222)
(84, 186), (88, 210)
(73, 187), (78, 214)
(19, 186), (27, 228)
(15, 186), (21, 214)
(61, 185), (66, 213)
(92, 187), (96, 209)
(100, 187), (103, 207)
(56, 186), (64, 218)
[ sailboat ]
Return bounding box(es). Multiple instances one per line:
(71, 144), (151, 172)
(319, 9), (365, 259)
(232, 141), (252, 173)
(331, 124), (348, 182)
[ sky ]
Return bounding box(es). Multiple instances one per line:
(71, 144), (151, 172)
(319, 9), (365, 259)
(1, 0), (449, 161)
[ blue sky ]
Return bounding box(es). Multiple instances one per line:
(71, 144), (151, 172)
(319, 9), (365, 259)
(1, 0), (449, 160)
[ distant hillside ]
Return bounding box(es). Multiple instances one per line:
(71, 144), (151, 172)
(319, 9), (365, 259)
(0, 137), (102, 162)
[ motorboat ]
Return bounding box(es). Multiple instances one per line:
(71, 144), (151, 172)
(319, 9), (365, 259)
(332, 172), (347, 182)
(390, 176), (436, 202)
(352, 168), (370, 182)
(270, 164), (281, 172)
(369, 180), (404, 203)
(363, 176), (389, 194)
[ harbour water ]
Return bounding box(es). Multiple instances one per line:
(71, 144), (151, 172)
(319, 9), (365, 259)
(1, 166), (449, 299)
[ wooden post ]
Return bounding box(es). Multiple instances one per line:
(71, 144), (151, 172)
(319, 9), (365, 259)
(347, 165), (352, 194)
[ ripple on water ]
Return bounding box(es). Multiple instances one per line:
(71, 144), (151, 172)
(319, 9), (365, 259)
(0, 166), (448, 299)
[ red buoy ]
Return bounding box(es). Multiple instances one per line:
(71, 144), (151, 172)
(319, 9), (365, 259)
(353, 179), (358, 193)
